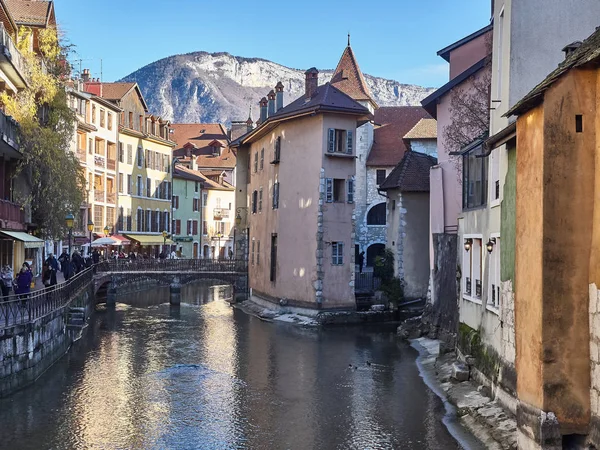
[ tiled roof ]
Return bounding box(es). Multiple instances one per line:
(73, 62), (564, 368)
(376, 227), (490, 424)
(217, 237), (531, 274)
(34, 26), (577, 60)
(170, 123), (234, 169)
(379, 151), (437, 192)
(367, 106), (432, 167)
(330, 45), (375, 105)
(404, 118), (437, 140)
(437, 24), (493, 62)
(270, 82), (370, 120)
(5, 0), (51, 26)
(507, 27), (600, 117)
(98, 82), (136, 101)
(174, 165), (233, 190)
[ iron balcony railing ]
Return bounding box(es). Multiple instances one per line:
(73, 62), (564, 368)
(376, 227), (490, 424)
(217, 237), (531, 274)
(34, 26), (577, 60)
(0, 266), (94, 329)
(96, 258), (248, 273)
(0, 108), (19, 152)
(355, 271), (381, 293)
(213, 208), (230, 219)
(0, 23), (27, 87)
(0, 198), (24, 224)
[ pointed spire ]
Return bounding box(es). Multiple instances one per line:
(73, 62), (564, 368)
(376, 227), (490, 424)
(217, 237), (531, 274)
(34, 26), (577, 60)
(330, 42), (377, 108)
(348, 33), (350, 47)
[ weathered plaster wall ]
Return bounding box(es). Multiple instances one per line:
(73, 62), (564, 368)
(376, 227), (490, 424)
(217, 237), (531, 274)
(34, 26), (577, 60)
(589, 284), (600, 447)
(401, 192), (430, 299)
(409, 139), (437, 157)
(501, 145), (516, 282)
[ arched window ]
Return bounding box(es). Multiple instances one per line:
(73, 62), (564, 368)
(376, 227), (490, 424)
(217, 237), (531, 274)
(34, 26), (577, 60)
(367, 203), (386, 225)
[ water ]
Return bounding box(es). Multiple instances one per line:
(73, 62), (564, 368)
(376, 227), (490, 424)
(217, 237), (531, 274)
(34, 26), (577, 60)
(0, 282), (464, 449)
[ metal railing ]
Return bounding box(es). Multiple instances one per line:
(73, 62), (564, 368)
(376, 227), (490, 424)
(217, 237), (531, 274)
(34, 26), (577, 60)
(94, 190), (104, 202)
(97, 258), (247, 273)
(0, 108), (19, 151)
(355, 271), (381, 293)
(94, 155), (105, 168)
(213, 208), (230, 219)
(0, 198), (24, 223)
(0, 266), (94, 329)
(106, 192), (116, 204)
(0, 23), (27, 84)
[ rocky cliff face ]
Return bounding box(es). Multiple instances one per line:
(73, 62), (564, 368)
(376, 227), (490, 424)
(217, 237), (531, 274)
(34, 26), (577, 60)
(121, 51), (436, 124)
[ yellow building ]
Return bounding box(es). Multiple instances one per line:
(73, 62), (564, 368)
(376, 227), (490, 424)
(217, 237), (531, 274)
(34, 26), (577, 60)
(84, 81), (175, 254)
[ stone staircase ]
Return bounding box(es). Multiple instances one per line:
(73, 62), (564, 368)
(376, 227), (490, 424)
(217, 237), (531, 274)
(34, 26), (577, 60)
(66, 307), (87, 341)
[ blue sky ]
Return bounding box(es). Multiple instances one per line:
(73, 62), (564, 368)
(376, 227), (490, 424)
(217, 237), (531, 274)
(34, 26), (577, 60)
(56, 0), (490, 88)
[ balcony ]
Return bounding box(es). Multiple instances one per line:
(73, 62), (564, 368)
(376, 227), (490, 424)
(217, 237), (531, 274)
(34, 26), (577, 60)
(0, 199), (25, 230)
(0, 109), (19, 157)
(106, 192), (116, 204)
(213, 208), (230, 220)
(94, 155), (105, 168)
(107, 159), (116, 171)
(94, 190), (105, 202)
(0, 23), (27, 90)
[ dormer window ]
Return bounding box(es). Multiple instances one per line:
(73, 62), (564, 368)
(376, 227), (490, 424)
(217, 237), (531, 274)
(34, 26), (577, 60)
(212, 145), (220, 156)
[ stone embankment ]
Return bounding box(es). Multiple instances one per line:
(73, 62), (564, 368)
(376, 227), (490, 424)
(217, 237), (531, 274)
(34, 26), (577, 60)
(411, 337), (517, 450)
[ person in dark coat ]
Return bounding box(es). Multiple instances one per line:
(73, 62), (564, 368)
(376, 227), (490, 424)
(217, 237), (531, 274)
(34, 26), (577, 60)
(46, 253), (59, 271)
(15, 264), (32, 300)
(62, 255), (72, 281)
(58, 250), (69, 273)
(358, 251), (365, 273)
(92, 249), (100, 264)
(72, 251), (84, 273)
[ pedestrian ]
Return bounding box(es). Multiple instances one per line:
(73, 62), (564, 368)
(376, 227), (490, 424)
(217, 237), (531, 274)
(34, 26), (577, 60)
(229, 248), (234, 260)
(42, 263), (51, 287)
(92, 248), (100, 265)
(358, 251), (365, 273)
(63, 255), (72, 281)
(46, 253), (59, 272)
(58, 250), (69, 273)
(72, 250), (84, 274)
(0, 265), (12, 299)
(15, 264), (33, 305)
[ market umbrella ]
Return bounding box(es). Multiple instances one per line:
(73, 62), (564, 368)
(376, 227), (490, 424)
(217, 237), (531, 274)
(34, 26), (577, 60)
(91, 237), (120, 247)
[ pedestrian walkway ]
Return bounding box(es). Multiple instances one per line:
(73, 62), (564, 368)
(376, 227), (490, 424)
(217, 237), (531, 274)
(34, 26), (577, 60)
(32, 270), (66, 292)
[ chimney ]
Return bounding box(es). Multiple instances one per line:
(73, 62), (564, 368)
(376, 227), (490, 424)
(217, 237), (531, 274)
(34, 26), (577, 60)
(268, 90), (276, 116)
(305, 67), (318, 99)
(191, 155), (198, 171)
(259, 97), (268, 123)
(562, 41), (582, 59)
(246, 117), (253, 133)
(81, 68), (90, 83)
(275, 81), (284, 111)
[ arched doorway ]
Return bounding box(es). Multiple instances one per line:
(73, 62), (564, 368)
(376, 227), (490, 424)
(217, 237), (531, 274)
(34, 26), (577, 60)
(193, 242), (199, 259)
(366, 243), (385, 267)
(203, 245), (209, 259)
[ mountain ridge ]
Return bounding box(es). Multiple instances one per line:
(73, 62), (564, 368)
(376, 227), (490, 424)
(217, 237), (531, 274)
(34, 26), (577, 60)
(120, 50), (437, 124)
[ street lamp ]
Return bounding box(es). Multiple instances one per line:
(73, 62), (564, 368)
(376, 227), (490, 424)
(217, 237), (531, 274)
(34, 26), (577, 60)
(103, 225), (110, 237)
(87, 219), (94, 256)
(216, 232), (223, 260)
(65, 213), (74, 256)
(162, 230), (168, 253)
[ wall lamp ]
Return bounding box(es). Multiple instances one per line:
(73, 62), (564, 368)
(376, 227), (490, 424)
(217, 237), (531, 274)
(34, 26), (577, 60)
(464, 238), (473, 252)
(486, 238), (496, 253)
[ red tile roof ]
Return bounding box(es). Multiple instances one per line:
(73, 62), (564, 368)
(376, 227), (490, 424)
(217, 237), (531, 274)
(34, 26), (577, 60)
(98, 82), (136, 101)
(171, 123), (235, 169)
(330, 45), (376, 106)
(367, 106), (432, 167)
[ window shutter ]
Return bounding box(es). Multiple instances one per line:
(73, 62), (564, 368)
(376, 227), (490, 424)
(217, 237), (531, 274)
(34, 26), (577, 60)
(327, 129), (335, 153)
(193, 220), (198, 235)
(325, 178), (333, 203)
(177, 220), (181, 235)
(273, 182), (279, 209)
(347, 177), (354, 203)
(346, 130), (353, 154)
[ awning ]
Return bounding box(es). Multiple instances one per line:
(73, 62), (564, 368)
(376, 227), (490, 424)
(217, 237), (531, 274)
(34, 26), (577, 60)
(0, 231), (45, 248)
(111, 234), (131, 245)
(124, 234), (175, 246)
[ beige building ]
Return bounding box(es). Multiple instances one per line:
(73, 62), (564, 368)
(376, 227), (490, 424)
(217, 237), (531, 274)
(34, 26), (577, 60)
(232, 68), (370, 310)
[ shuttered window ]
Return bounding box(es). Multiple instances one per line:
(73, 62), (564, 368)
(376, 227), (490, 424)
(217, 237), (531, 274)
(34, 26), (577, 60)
(327, 128), (335, 153)
(347, 177), (354, 203)
(346, 130), (353, 154)
(325, 178), (333, 202)
(273, 182), (279, 209)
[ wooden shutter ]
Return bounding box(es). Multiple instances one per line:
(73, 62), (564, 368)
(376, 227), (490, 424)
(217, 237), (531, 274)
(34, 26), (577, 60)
(273, 182), (279, 209)
(347, 177), (354, 203)
(346, 130), (353, 154)
(325, 178), (333, 203)
(327, 128), (335, 153)
(193, 220), (198, 235)
(176, 220), (181, 235)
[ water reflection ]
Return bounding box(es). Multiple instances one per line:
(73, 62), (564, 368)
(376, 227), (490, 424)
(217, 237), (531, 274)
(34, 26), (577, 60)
(0, 281), (461, 450)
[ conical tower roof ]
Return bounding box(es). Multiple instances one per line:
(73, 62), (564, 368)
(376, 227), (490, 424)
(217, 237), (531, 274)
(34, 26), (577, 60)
(330, 44), (377, 108)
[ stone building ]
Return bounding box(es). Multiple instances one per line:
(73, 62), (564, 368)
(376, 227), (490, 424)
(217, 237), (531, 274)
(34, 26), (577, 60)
(232, 69), (370, 310)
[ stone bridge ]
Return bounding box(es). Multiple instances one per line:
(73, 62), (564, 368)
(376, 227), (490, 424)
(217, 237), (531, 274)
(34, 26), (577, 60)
(94, 259), (249, 304)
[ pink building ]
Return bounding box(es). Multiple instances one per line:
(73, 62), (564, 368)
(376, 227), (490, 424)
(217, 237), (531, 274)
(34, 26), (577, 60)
(232, 70), (370, 310)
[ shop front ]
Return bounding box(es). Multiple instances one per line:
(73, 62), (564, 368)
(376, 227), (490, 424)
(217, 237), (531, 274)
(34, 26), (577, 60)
(0, 231), (45, 276)
(124, 234), (175, 258)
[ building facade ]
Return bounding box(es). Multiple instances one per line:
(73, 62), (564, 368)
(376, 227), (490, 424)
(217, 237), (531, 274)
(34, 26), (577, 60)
(84, 81), (175, 254)
(232, 70), (370, 310)
(172, 164), (203, 258)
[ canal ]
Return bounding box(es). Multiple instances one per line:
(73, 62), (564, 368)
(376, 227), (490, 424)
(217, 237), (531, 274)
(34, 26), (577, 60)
(0, 282), (470, 449)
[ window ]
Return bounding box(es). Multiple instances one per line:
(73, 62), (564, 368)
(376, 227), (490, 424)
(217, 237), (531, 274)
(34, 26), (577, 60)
(118, 142), (124, 163)
(129, 112), (134, 128)
(118, 173), (123, 193)
(137, 146), (143, 167)
(187, 220), (192, 235)
(92, 104), (96, 123)
(330, 179), (346, 202)
(136, 209), (143, 232)
(172, 195), (179, 209)
(193, 198), (199, 212)
(88, 138), (92, 155)
(146, 210), (152, 232)
(126, 208), (132, 231)
(165, 212), (170, 232)
(192, 220), (198, 235)
(127, 144), (132, 165)
(332, 242), (344, 265)
(259, 187), (263, 212)
(251, 190), (258, 214)
(347, 177), (354, 203)
(107, 112), (113, 130)
(376, 169), (386, 185)
(270, 234), (277, 282)
(260, 148), (264, 170)
(202, 193), (208, 207)
(256, 240), (260, 266)
(367, 203), (386, 225)
(327, 128), (353, 154)
(202, 220), (208, 235)
(195, 181), (199, 193)
(272, 137), (281, 163)
(173, 219), (181, 235)
(216, 197), (221, 208)
(137, 176), (142, 196)
(273, 181), (279, 209)
(146, 178), (151, 197)
(254, 152), (258, 173)
(576, 114), (583, 133)
(462, 143), (488, 210)
(100, 109), (105, 127)
(463, 237), (482, 300)
(488, 237), (500, 310)
(251, 239), (255, 265)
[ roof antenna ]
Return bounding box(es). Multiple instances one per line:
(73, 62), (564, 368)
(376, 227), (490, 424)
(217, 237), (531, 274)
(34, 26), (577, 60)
(348, 32), (350, 47)
(248, 104), (252, 120)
